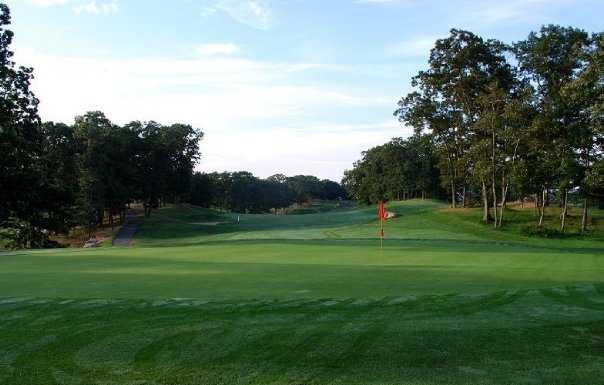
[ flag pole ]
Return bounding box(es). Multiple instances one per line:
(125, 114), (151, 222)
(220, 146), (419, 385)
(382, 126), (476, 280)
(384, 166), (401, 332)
(378, 200), (385, 249)
(380, 216), (383, 249)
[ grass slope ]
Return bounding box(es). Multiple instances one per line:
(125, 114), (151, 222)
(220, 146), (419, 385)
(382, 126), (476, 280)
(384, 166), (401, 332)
(1, 200), (604, 384)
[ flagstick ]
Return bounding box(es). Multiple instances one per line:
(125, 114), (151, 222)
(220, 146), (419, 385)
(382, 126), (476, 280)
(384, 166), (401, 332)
(380, 217), (384, 249)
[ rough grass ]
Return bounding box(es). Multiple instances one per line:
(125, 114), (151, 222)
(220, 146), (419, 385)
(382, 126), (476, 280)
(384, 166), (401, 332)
(1, 200), (603, 384)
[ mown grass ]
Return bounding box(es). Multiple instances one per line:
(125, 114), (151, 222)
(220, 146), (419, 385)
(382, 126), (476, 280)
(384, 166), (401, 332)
(1, 200), (603, 384)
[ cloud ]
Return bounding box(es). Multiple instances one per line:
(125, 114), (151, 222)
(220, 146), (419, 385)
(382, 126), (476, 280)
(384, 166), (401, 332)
(12, 47), (395, 180)
(30, 0), (69, 6)
(196, 43), (239, 56)
(461, 0), (571, 26)
(203, 0), (272, 30)
(29, 0), (120, 14)
(13, 50), (389, 130)
(356, 0), (572, 27)
(386, 36), (440, 58)
(354, 0), (416, 5)
(73, 1), (119, 15)
(200, 119), (409, 180)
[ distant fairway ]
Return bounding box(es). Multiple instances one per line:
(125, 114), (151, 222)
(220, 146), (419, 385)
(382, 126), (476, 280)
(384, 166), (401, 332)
(1, 201), (604, 384)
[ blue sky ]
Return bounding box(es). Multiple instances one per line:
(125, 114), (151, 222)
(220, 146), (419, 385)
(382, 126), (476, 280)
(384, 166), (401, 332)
(6, 0), (604, 181)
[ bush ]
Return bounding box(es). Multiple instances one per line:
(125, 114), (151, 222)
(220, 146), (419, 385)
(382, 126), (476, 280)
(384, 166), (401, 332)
(521, 225), (564, 238)
(0, 218), (62, 249)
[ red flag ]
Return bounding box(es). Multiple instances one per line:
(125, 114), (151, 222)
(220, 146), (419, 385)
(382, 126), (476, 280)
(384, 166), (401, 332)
(378, 200), (386, 242)
(377, 201), (386, 221)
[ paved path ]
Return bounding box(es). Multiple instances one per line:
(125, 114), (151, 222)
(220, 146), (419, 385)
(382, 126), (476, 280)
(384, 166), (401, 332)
(112, 214), (140, 246)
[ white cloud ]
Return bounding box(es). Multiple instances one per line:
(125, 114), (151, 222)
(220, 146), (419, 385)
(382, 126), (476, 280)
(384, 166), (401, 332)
(357, 0), (571, 27)
(200, 120), (410, 180)
(203, 0), (272, 30)
(30, 0), (69, 6)
(386, 36), (440, 58)
(461, 0), (571, 26)
(13, 48), (395, 180)
(73, 1), (119, 15)
(196, 43), (239, 56)
(29, 0), (120, 14)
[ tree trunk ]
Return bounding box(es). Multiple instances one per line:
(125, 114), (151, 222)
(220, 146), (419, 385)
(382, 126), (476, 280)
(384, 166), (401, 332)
(451, 181), (456, 209)
(538, 188), (546, 227)
(491, 125), (498, 228)
(481, 180), (489, 224)
(498, 179), (509, 229)
(462, 186), (466, 208)
(560, 189), (568, 233)
(491, 183), (498, 229)
(581, 198), (588, 233)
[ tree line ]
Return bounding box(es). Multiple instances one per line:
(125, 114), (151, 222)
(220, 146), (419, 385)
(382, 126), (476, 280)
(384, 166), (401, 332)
(2, 106), (202, 248)
(191, 172), (347, 213)
(342, 134), (443, 204)
(347, 26), (603, 233)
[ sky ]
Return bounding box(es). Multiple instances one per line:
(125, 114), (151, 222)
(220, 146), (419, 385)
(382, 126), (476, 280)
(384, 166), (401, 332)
(5, 0), (604, 181)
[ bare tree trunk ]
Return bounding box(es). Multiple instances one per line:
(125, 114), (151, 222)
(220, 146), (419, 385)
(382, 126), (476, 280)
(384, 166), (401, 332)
(482, 180), (489, 224)
(451, 181), (456, 209)
(499, 139), (518, 228)
(498, 177), (509, 228)
(538, 188), (546, 227)
(491, 127), (498, 228)
(560, 189), (568, 233)
(581, 198), (588, 233)
(492, 184), (498, 228)
(462, 186), (467, 208)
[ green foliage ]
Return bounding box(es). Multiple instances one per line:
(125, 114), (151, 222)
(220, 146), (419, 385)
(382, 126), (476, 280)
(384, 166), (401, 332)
(0, 217), (62, 249)
(0, 4), (43, 234)
(388, 26), (603, 230)
(343, 134), (441, 204)
(520, 225), (565, 238)
(190, 171), (347, 213)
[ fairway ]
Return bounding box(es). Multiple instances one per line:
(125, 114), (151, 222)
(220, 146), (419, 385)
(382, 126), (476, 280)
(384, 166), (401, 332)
(1, 201), (604, 384)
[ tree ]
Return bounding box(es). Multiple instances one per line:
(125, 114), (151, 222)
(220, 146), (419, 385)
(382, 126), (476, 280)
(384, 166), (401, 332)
(515, 25), (592, 230)
(396, 29), (515, 219)
(563, 32), (604, 232)
(135, 121), (202, 216)
(0, 3), (46, 247)
(342, 134), (441, 204)
(39, 122), (81, 233)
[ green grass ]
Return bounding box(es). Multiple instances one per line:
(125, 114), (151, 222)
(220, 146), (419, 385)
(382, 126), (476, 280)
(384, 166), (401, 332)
(1, 200), (604, 384)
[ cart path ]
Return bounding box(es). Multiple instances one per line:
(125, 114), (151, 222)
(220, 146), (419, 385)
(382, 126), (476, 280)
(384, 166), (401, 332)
(112, 214), (140, 246)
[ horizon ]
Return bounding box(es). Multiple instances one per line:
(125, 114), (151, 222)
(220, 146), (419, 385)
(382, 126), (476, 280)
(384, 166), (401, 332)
(6, 0), (604, 181)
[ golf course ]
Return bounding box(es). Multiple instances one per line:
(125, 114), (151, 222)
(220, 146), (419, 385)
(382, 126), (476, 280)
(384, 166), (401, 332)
(1, 200), (604, 384)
